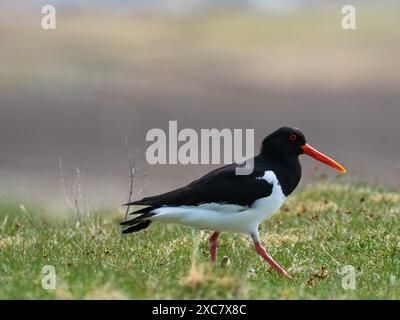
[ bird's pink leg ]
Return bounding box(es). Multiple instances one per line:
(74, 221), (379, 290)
(209, 231), (220, 264)
(253, 239), (292, 279)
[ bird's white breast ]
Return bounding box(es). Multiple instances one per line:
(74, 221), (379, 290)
(253, 170), (287, 211)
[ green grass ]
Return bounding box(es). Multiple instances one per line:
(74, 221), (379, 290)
(0, 181), (399, 299)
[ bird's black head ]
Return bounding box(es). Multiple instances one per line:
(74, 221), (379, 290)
(260, 126), (346, 173)
(261, 127), (306, 159)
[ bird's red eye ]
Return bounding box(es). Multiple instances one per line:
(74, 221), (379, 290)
(289, 133), (297, 141)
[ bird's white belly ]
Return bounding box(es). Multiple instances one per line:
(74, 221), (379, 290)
(151, 171), (287, 235)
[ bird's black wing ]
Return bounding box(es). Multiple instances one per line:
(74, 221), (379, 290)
(130, 162), (273, 208)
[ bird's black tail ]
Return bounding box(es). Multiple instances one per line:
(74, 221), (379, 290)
(120, 206), (156, 234)
(121, 220), (151, 234)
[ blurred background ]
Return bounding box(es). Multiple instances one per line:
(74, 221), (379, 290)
(0, 1), (399, 209)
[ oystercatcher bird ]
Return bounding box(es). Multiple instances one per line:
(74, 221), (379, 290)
(121, 127), (345, 278)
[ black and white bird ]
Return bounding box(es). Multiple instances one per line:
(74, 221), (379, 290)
(121, 127), (345, 278)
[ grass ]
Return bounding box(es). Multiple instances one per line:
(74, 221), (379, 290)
(0, 180), (399, 299)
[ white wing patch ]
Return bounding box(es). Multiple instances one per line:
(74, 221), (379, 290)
(252, 170), (286, 210)
(256, 170), (281, 186)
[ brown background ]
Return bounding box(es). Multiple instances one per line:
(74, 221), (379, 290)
(0, 1), (399, 209)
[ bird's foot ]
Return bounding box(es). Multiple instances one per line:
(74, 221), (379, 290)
(279, 269), (293, 279)
(253, 240), (292, 279)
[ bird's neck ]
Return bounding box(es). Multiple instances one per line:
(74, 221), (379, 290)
(257, 153), (302, 196)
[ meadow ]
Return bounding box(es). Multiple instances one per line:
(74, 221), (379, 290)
(1, 179), (399, 299)
(1, 4), (400, 301)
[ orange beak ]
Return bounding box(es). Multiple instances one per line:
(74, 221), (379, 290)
(302, 144), (346, 173)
